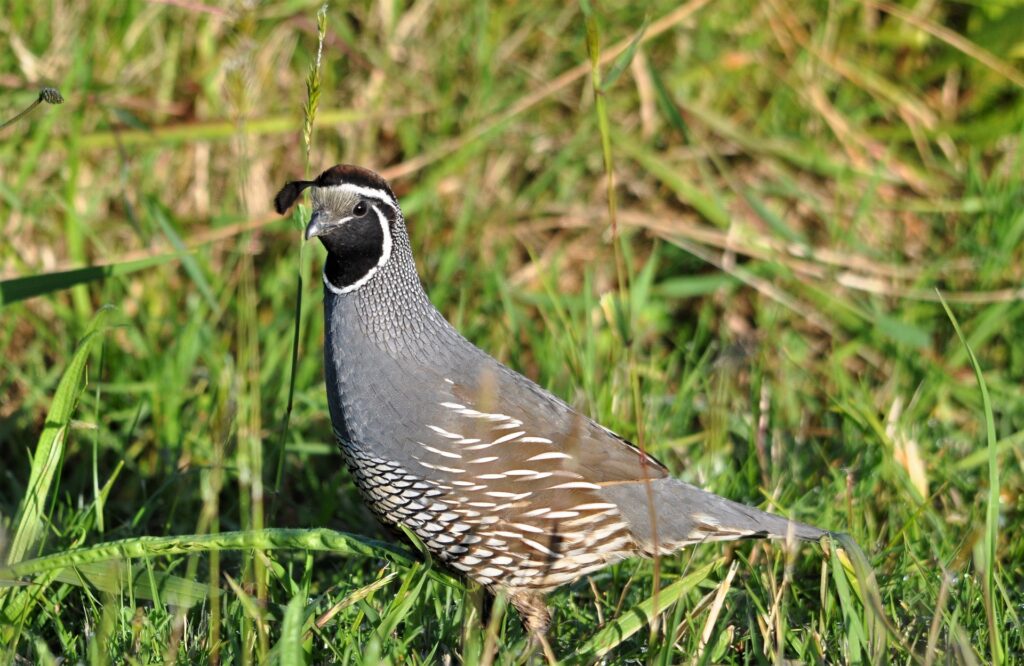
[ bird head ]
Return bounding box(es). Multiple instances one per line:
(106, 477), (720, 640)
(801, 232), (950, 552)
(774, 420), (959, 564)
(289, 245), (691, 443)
(274, 164), (402, 293)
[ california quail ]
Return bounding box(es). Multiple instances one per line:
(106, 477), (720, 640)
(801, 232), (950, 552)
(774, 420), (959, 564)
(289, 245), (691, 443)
(275, 164), (827, 639)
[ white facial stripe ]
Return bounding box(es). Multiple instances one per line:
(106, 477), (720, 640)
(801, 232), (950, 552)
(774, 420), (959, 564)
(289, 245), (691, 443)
(323, 203), (394, 295)
(325, 183), (397, 211)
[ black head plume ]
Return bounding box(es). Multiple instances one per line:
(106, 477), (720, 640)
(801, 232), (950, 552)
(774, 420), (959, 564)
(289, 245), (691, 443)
(273, 180), (315, 214)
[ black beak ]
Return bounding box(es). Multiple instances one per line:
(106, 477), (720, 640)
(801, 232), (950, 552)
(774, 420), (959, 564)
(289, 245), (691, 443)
(304, 210), (327, 240)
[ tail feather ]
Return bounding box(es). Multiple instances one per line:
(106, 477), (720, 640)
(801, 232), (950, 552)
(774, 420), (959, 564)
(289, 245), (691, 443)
(600, 478), (825, 554)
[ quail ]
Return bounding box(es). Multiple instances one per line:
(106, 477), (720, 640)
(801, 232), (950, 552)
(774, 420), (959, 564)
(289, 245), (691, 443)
(275, 164), (827, 641)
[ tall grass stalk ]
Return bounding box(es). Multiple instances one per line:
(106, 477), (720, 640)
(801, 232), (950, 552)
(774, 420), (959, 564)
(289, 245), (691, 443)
(0, 88), (63, 131)
(274, 2), (329, 497)
(579, 1), (663, 639)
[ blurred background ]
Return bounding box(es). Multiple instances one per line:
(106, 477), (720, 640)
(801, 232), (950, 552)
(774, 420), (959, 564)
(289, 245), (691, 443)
(1, 1), (1022, 663)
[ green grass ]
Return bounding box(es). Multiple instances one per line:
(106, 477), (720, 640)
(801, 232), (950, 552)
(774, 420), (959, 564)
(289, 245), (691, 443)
(2, 1), (1023, 663)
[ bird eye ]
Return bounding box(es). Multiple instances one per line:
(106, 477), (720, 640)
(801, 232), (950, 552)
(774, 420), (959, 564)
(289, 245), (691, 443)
(353, 201), (368, 216)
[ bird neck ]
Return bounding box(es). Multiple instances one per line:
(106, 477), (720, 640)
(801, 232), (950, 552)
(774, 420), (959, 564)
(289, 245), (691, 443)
(323, 228), (454, 358)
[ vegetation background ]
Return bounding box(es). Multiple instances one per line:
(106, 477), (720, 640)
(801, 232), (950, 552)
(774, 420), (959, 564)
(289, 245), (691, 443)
(1, 0), (1022, 663)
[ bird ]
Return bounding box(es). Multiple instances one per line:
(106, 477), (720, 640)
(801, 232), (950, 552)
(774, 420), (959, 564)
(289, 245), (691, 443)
(275, 164), (827, 647)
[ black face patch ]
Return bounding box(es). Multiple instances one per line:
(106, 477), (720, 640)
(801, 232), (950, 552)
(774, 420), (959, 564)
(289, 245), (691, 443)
(320, 208), (387, 291)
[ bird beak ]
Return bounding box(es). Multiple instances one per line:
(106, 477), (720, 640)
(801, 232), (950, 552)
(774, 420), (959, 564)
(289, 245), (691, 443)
(304, 210), (326, 240)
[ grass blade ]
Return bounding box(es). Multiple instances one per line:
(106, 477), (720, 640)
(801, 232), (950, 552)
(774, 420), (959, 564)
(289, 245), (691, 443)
(572, 560), (716, 663)
(939, 293), (1003, 664)
(828, 541), (867, 663)
(832, 533), (891, 664)
(53, 561), (207, 608)
(147, 198), (220, 314)
(277, 593), (308, 666)
(5, 307), (113, 566)
(615, 136), (731, 228)
(601, 19), (649, 92)
(0, 528), (456, 588)
(0, 254), (180, 307)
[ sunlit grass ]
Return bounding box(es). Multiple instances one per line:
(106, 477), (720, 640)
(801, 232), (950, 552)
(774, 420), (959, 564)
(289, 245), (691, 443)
(1, 1), (1022, 663)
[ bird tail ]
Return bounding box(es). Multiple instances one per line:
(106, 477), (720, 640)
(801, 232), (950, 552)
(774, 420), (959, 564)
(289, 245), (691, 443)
(599, 477), (826, 555)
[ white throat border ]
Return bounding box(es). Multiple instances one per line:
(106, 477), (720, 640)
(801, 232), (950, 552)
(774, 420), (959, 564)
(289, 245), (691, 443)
(323, 202), (394, 295)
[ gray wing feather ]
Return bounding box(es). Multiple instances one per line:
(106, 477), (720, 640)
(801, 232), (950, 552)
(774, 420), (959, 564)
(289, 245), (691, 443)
(600, 477), (825, 554)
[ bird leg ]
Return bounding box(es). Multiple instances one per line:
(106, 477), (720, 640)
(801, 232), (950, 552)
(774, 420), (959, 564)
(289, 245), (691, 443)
(511, 592), (557, 664)
(534, 633), (558, 666)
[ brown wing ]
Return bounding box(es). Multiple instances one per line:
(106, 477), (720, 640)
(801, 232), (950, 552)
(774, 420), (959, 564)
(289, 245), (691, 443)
(445, 362), (669, 485)
(393, 367), (666, 592)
